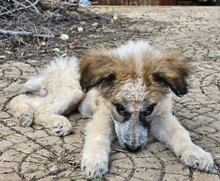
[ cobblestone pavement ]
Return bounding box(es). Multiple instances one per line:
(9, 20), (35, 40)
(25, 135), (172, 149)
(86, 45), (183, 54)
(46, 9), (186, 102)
(0, 7), (220, 181)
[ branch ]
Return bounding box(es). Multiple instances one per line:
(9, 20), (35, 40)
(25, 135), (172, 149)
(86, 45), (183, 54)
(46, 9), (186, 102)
(0, 29), (54, 39)
(13, 0), (40, 13)
(0, 0), (40, 16)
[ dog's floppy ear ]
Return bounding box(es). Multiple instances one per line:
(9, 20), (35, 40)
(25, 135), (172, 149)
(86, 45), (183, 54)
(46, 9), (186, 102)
(80, 48), (116, 92)
(153, 53), (191, 97)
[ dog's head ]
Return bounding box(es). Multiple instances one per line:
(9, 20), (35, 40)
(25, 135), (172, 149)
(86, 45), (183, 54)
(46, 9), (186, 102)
(80, 41), (190, 152)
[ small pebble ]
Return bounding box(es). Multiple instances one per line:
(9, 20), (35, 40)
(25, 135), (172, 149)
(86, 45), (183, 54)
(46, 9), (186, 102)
(78, 27), (83, 32)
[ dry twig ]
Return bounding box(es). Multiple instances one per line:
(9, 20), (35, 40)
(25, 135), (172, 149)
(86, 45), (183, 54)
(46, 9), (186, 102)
(0, 29), (54, 39)
(0, 0), (40, 16)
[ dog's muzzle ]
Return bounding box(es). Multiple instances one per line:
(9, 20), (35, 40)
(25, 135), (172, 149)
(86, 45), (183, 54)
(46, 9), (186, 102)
(113, 119), (149, 152)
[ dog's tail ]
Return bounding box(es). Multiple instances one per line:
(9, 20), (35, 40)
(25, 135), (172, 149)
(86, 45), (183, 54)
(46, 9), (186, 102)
(23, 75), (44, 93)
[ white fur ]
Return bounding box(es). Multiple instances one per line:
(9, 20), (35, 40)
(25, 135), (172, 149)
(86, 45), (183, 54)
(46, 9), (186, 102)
(78, 89), (99, 118)
(24, 75), (44, 92)
(10, 56), (84, 135)
(115, 40), (151, 59)
(114, 40), (162, 73)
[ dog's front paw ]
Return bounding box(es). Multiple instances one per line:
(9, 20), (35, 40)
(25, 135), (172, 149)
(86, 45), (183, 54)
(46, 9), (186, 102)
(180, 144), (214, 171)
(51, 117), (72, 136)
(81, 153), (109, 178)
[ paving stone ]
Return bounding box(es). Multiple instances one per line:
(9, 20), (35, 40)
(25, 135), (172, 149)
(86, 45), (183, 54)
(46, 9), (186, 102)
(63, 134), (77, 144)
(0, 139), (14, 152)
(162, 174), (190, 181)
(192, 171), (220, 181)
(21, 160), (46, 175)
(0, 167), (14, 174)
(165, 160), (190, 175)
(36, 149), (51, 158)
(36, 136), (63, 146)
(0, 124), (17, 136)
(194, 138), (218, 149)
(105, 174), (128, 181)
(207, 133), (220, 144)
(0, 161), (20, 172)
(133, 153), (161, 169)
(25, 153), (49, 163)
(191, 115), (217, 125)
(147, 142), (167, 154)
(57, 169), (74, 177)
(110, 152), (127, 161)
(194, 126), (217, 135)
(157, 150), (178, 163)
(12, 125), (34, 133)
(131, 168), (161, 181)
(23, 170), (48, 180)
(38, 176), (57, 181)
(0, 173), (22, 181)
(211, 147), (220, 160)
(0, 149), (26, 162)
(12, 140), (41, 154)
(3, 82), (24, 95)
(209, 121), (220, 131)
(6, 133), (28, 143)
(50, 144), (65, 155)
(0, 111), (11, 119)
(23, 129), (49, 139)
(110, 155), (133, 169)
(63, 143), (80, 152)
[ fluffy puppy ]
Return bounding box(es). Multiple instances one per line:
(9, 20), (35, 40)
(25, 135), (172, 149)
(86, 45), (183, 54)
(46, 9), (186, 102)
(9, 41), (214, 178)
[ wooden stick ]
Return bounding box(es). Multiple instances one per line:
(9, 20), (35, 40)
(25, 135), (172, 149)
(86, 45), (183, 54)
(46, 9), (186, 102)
(0, 29), (54, 39)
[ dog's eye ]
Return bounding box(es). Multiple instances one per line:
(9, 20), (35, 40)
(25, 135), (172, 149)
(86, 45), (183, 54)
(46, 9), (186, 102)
(115, 104), (128, 116)
(143, 104), (156, 116)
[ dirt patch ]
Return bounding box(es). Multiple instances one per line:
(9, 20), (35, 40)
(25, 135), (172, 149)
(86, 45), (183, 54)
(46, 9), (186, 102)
(0, 6), (140, 67)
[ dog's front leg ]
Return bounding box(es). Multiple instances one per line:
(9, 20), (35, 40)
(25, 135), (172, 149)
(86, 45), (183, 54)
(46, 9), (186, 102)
(81, 102), (114, 179)
(150, 114), (214, 171)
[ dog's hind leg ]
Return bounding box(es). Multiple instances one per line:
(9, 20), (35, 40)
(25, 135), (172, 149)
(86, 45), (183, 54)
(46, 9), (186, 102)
(34, 89), (84, 136)
(10, 88), (84, 137)
(9, 94), (44, 127)
(9, 72), (48, 127)
(10, 56), (84, 136)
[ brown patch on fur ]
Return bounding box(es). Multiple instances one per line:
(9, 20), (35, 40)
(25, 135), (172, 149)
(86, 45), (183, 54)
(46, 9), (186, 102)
(80, 48), (190, 104)
(115, 56), (138, 81)
(80, 48), (118, 92)
(142, 53), (190, 98)
(80, 49), (139, 98)
(152, 53), (191, 96)
(103, 55), (140, 100)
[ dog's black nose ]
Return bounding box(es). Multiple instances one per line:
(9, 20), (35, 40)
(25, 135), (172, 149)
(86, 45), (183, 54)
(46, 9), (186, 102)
(124, 143), (141, 152)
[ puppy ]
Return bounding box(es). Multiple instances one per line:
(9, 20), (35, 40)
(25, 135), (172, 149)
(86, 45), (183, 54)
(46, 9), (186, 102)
(9, 40), (214, 178)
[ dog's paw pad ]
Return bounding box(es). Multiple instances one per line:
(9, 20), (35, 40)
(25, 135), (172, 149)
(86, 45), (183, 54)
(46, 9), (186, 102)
(51, 118), (72, 136)
(81, 154), (108, 178)
(18, 112), (33, 127)
(180, 145), (214, 171)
